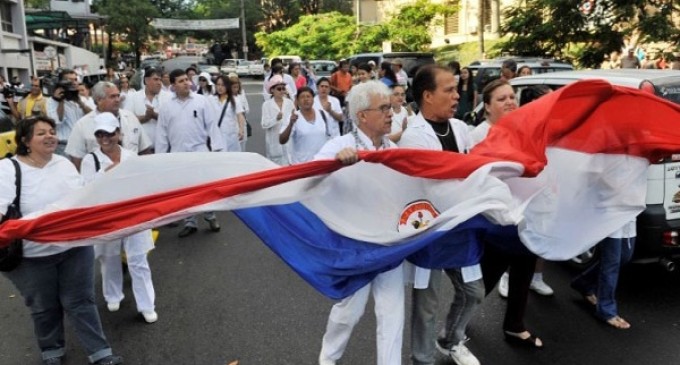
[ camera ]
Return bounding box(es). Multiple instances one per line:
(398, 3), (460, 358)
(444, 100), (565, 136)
(1, 85), (29, 99)
(55, 80), (79, 102)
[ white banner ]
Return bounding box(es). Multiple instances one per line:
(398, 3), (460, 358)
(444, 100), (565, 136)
(151, 18), (239, 30)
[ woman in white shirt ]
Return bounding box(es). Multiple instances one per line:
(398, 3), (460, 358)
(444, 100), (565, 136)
(80, 112), (158, 325)
(313, 77), (343, 137)
(212, 75), (245, 152)
(261, 75), (294, 165)
(279, 87), (339, 164)
(0, 116), (123, 365)
(388, 84), (412, 143)
(229, 73), (250, 152)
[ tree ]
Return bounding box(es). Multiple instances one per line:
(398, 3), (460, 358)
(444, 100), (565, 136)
(255, 0), (455, 58)
(499, 0), (680, 68)
(93, 0), (159, 66)
(25, 0), (49, 9)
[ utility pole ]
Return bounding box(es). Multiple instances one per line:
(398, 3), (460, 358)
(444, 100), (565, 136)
(240, 0), (248, 60)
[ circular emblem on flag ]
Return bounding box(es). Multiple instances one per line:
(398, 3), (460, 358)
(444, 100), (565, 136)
(398, 200), (440, 233)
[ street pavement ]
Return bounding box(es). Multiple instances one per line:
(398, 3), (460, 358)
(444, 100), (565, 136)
(1, 80), (680, 365)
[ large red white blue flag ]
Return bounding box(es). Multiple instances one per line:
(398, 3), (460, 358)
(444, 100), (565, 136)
(2, 80), (680, 299)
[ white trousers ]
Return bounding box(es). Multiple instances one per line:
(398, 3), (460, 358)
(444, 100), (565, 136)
(319, 264), (404, 365)
(99, 254), (156, 312)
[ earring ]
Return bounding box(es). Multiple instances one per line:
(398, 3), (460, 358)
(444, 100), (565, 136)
(26, 147), (31, 154)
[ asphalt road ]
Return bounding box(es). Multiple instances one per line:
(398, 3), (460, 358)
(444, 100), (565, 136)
(1, 80), (680, 365)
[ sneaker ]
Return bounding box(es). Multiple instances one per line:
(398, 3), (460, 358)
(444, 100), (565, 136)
(498, 271), (509, 298)
(530, 278), (554, 296)
(436, 339), (480, 365)
(318, 354), (336, 365)
(206, 218), (221, 232)
(178, 226), (197, 238)
(107, 302), (120, 312)
(141, 310), (158, 324)
(92, 355), (123, 365)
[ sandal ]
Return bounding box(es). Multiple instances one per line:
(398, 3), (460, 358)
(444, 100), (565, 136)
(605, 316), (631, 330)
(504, 330), (544, 349)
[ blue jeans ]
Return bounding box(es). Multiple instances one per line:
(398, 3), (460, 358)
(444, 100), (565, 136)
(572, 237), (635, 320)
(410, 269), (484, 364)
(3, 246), (113, 363)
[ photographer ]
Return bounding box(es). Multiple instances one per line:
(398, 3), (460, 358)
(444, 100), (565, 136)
(60, 68), (93, 115)
(0, 75), (13, 118)
(47, 75), (85, 156)
(9, 77), (46, 121)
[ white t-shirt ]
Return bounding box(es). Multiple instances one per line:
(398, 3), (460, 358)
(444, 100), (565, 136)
(65, 109), (152, 159)
(124, 89), (170, 148)
(0, 156), (82, 257)
(280, 109), (336, 164)
(390, 107), (410, 135)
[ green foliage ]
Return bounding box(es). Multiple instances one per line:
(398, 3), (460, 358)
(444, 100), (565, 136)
(499, 0), (680, 68)
(25, 0), (49, 9)
(256, 0), (456, 59)
(93, 0), (159, 64)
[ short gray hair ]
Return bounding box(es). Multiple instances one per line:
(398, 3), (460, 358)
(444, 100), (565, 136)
(347, 81), (391, 120)
(91, 81), (117, 103)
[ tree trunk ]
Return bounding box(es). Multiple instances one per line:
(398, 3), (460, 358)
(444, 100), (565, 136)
(478, 0), (485, 57)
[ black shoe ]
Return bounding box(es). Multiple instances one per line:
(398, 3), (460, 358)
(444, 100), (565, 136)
(92, 355), (123, 365)
(207, 219), (221, 232)
(178, 226), (197, 238)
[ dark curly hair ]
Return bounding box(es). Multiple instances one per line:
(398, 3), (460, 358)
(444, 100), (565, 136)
(15, 116), (57, 156)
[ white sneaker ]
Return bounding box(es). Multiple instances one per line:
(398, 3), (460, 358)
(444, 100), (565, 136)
(436, 339), (481, 365)
(107, 302), (120, 312)
(318, 354), (335, 365)
(141, 310), (158, 323)
(530, 278), (554, 296)
(498, 272), (509, 298)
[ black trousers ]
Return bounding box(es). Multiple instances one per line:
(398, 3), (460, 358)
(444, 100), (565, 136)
(481, 242), (537, 333)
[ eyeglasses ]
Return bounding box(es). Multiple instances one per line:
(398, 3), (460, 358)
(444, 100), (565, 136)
(199, 78), (207, 82)
(95, 130), (116, 138)
(274, 86), (286, 92)
(363, 104), (392, 114)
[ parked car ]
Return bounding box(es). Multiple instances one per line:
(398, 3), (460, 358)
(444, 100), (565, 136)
(248, 59), (265, 78)
(221, 59), (244, 75)
(499, 69), (680, 270)
(236, 60), (251, 77)
(274, 55), (302, 71)
(309, 60), (337, 77)
(467, 57), (574, 94)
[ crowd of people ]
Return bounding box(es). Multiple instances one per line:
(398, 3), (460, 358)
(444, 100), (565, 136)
(0, 52), (652, 365)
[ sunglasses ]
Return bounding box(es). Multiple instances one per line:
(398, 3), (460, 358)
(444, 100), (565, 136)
(95, 130), (116, 138)
(274, 86), (286, 92)
(199, 78), (207, 82)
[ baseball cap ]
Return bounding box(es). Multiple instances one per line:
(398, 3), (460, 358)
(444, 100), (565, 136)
(94, 112), (119, 134)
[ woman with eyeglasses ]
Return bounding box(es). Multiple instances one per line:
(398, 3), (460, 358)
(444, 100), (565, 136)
(0, 116), (124, 365)
(279, 87), (339, 164)
(197, 72), (214, 96)
(212, 75), (245, 152)
(80, 112), (158, 326)
(261, 75), (294, 165)
(388, 85), (412, 143)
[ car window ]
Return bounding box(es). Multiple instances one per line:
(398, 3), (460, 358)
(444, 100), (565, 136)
(655, 81), (680, 105)
(383, 55), (435, 77)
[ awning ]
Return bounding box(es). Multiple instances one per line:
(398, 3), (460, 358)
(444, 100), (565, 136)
(24, 10), (105, 30)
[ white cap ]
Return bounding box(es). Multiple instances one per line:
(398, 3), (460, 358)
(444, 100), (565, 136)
(94, 112), (119, 134)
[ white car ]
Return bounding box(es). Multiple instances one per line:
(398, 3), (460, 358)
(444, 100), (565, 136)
(236, 60), (251, 77)
(221, 59), (244, 75)
(248, 60), (265, 78)
(502, 69), (680, 269)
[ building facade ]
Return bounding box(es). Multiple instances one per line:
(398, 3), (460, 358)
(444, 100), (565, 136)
(0, 0), (31, 82)
(353, 0), (510, 48)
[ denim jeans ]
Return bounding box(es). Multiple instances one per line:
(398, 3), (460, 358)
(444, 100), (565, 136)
(439, 269), (484, 348)
(410, 269), (484, 364)
(184, 211), (217, 228)
(572, 237), (635, 320)
(3, 246), (113, 363)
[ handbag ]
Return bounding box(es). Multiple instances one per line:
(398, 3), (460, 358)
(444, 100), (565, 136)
(246, 120), (252, 137)
(0, 158), (23, 272)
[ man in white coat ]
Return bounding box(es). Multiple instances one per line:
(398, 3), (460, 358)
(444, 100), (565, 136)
(315, 81), (404, 365)
(399, 65), (482, 365)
